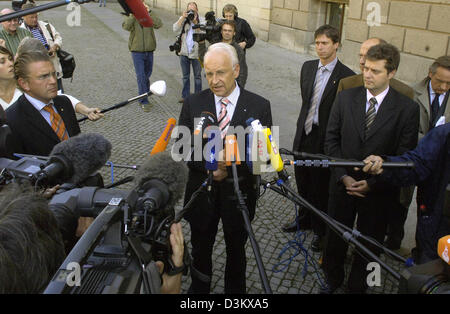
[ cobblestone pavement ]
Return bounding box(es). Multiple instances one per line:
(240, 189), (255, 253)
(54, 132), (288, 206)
(1, 2), (415, 294)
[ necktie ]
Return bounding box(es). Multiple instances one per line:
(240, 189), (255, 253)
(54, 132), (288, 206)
(430, 93), (441, 128)
(218, 98), (231, 139)
(43, 104), (68, 141)
(304, 66), (324, 135)
(365, 97), (377, 139)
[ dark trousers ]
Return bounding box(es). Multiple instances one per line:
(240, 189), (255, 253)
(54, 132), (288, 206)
(322, 186), (391, 292)
(186, 177), (256, 294)
(131, 51), (154, 104)
(294, 125), (329, 236)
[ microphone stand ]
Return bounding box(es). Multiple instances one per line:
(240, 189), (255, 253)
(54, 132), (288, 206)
(231, 161), (273, 294)
(262, 178), (402, 281)
(78, 91), (156, 122)
(0, 0), (93, 23)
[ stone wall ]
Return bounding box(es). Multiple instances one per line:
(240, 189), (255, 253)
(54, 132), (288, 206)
(152, 0), (450, 83)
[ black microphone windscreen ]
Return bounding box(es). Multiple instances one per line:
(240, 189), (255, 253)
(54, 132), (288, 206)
(50, 133), (112, 184)
(133, 151), (188, 211)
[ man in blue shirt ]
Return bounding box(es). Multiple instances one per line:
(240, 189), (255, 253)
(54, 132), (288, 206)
(362, 123), (450, 264)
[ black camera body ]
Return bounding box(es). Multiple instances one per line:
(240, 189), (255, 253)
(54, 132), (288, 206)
(399, 259), (450, 294)
(43, 184), (189, 294)
(169, 34), (182, 55)
(186, 9), (195, 21)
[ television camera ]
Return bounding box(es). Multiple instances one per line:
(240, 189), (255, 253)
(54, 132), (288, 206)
(192, 11), (225, 44)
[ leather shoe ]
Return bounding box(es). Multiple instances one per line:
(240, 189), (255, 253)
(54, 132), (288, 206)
(311, 234), (323, 252)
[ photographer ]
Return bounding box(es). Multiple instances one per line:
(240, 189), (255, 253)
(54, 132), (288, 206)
(0, 182), (186, 293)
(172, 2), (204, 103)
(222, 4), (255, 53)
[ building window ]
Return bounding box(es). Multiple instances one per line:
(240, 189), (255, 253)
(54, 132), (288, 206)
(325, 2), (346, 43)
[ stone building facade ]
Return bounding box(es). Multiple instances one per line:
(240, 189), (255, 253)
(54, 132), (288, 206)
(153, 0), (449, 84)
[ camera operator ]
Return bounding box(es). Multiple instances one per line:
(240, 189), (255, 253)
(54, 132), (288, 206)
(0, 182), (186, 293)
(220, 20), (247, 89)
(172, 2), (205, 103)
(222, 4), (255, 53)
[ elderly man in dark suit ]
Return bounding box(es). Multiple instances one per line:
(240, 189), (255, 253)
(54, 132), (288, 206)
(178, 42), (272, 294)
(286, 25), (355, 252)
(415, 56), (450, 140)
(322, 43), (419, 293)
(6, 51), (80, 156)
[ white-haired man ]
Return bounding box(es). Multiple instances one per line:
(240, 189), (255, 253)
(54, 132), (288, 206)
(178, 42), (272, 293)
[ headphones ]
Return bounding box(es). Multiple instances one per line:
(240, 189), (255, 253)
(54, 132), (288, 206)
(222, 4), (238, 18)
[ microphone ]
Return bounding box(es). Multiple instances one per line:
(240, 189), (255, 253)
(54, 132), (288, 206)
(205, 128), (220, 190)
(225, 134), (241, 166)
(39, 133), (112, 185)
(133, 151), (188, 213)
(438, 235), (450, 265)
(150, 118), (177, 155)
(194, 111), (217, 136)
(246, 118), (285, 175)
(118, 0), (154, 27)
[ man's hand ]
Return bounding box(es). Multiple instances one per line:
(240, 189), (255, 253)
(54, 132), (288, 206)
(213, 149), (228, 181)
(362, 155), (384, 175)
(42, 184), (60, 199)
(0, 39), (5, 48)
(75, 217), (94, 237)
(155, 222), (184, 294)
(342, 176), (369, 198)
(85, 107), (104, 121)
(48, 44), (59, 57)
(75, 102), (104, 121)
(238, 41), (246, 50)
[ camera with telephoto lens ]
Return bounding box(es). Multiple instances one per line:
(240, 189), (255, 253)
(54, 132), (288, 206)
(192, 11), (225, 44)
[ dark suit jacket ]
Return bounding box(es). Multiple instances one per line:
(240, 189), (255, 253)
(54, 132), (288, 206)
(337, 74), (415, 100)
(293, 59), (355, 152)
(6, 94), (81, 156)
(178, 88), (272, 222)
(325, 86), (420, 193)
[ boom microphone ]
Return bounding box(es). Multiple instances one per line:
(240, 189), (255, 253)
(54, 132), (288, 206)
(41, 133), (112, 185)
(118, 0), (153, 27)
(133, 151), (188, 212)
(150, 118), (176, 155)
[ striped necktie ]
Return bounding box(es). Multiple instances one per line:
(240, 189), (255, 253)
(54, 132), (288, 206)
(218, 98), (231, 139)
(43, 103), (68, 141)
(365, 97), (377, 139)
(304, 66), (325, 135)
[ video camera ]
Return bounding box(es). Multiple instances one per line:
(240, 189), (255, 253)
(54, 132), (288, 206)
(192, 11), (225, 44)
(43, 179), (188, 294)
